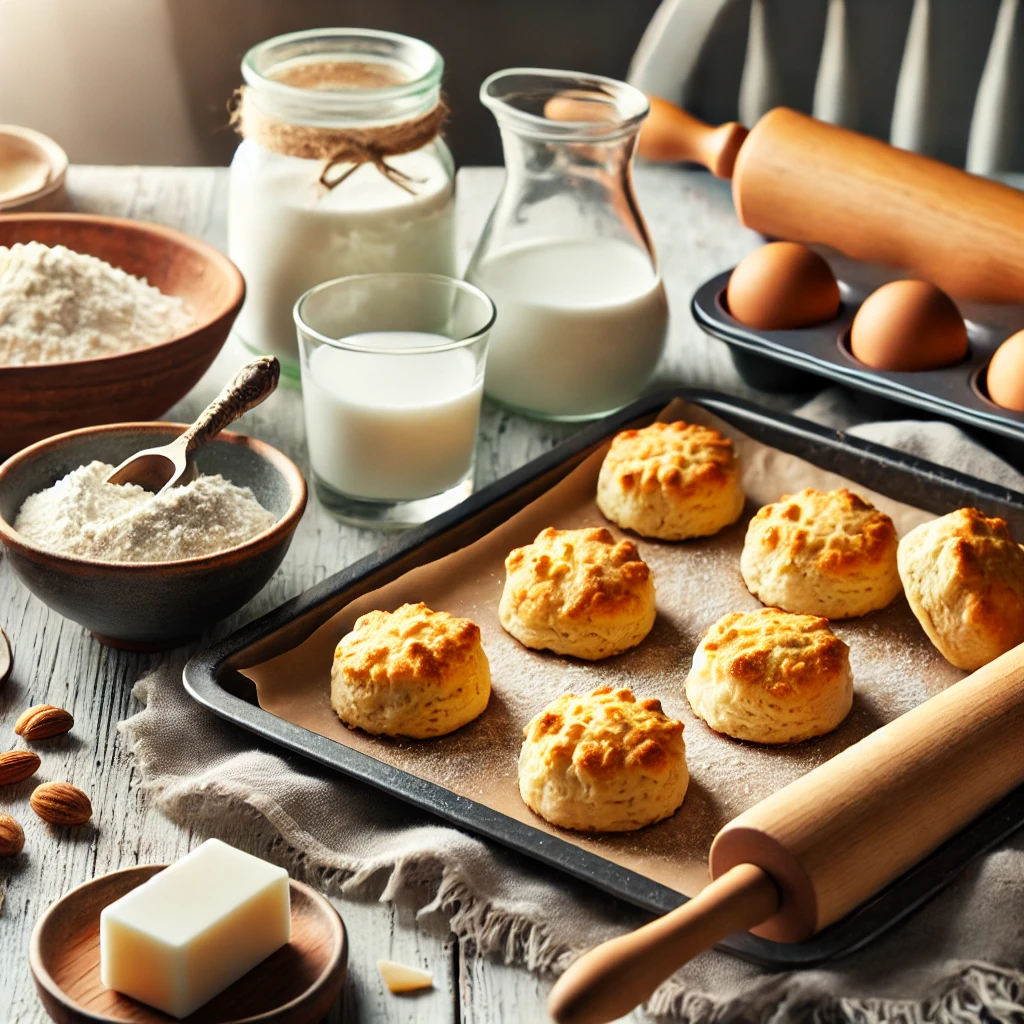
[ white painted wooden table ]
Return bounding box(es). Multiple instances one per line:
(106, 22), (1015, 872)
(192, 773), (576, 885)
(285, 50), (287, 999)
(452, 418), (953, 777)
(0, 164), (772, 1023)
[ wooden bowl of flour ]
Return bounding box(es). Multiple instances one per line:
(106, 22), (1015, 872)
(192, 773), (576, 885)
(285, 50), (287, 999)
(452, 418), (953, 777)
(0, 214), (245, 456)
(0, 422), (306, 648)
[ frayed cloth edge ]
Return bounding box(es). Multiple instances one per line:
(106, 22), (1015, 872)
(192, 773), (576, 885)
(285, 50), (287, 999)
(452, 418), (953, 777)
(118, 686), (1024, 1023)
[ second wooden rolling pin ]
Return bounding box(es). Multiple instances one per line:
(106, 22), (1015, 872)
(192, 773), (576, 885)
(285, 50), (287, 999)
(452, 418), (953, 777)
(639, 98), (1024, 303)
(547, 642), (1024, 1024)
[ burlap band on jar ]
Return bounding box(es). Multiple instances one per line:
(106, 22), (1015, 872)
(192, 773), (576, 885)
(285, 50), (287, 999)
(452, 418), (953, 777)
(229, 61), (449, 192)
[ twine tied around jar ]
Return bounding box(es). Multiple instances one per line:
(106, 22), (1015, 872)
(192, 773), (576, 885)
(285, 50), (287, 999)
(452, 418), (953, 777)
(229, 62), (449, 193)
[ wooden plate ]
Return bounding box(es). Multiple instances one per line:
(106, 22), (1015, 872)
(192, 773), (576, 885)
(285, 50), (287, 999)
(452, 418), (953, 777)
(0, 125), (68, 212)
(30, 864), (348, 1024)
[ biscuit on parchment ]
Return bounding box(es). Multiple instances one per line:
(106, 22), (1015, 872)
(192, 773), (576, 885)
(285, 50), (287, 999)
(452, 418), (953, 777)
(331, 602), (490, 738)
(596, 420), (744, 540)
(685, 607), (853, 744)
(499, 526), (656, 660)
(741, 488), (901, 619)
(518, 685), (688, 832)
(898, 507), (1024, 670)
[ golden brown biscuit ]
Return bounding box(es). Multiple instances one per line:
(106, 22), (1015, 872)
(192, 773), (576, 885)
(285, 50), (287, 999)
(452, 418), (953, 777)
(331, 602), (490, 738)
(518, 685), (688, 832)
(499, 527), (656, 660)
(685, 607), (853, 744)
(740, 488), (901, 619)
(596, 421), (745, 540)
(898, 508), (1024, 670)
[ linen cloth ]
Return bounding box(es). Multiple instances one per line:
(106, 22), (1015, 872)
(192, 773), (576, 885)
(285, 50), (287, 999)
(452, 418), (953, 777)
(121, 390), (1024, 1023)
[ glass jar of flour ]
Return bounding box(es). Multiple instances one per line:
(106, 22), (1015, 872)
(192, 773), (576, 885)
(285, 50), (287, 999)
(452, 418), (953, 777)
(228, 29), (456, 380)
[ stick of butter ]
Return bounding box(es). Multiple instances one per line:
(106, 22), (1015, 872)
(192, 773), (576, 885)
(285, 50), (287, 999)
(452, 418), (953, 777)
(100, 838), (291, 1018)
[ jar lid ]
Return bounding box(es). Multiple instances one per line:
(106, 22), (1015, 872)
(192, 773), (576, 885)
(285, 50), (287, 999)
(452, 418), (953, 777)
(241, 29), (443, 126)
(0, 126), (68, 212)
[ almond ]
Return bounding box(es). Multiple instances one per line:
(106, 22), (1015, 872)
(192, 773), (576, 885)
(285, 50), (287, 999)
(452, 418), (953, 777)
(14, 704), (73, 741)
(0, 750), (41, 786)
(30, 781), (92, 826)
(0, 814), (24, 856)
(378, 960), (434, 993)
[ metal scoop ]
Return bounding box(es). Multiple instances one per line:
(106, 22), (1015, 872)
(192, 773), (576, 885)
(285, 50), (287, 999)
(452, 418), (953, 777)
(106, 356), (280, 494)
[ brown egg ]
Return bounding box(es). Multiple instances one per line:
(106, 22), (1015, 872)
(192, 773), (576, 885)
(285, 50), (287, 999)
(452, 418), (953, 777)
(986, 331), (1024, 411)
(726, 242), (841, 330)
(849, 280), (967, 372)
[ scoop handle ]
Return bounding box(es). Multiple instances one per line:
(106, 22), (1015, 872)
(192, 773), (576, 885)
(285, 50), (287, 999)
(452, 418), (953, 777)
(638, 97), (748, 178)
(181, 356), (280, 455)
(547, 864), (779, 1024)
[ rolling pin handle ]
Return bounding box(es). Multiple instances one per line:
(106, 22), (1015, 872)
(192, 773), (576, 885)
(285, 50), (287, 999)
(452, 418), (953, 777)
(638, 97), (748, 178)
(546, 863), (780, 1024)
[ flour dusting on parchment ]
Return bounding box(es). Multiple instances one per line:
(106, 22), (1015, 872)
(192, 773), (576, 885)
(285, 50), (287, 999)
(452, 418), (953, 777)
(244, 399), (963, 898)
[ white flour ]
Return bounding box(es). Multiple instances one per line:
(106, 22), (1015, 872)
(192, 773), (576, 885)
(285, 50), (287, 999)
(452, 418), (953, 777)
(0, 242), (195, 365)
(14, 461), (277, 562)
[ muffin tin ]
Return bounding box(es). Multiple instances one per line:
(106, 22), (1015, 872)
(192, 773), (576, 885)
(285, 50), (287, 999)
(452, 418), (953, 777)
(184, 388), (1024, 970)
(692, 268), (1024, 446)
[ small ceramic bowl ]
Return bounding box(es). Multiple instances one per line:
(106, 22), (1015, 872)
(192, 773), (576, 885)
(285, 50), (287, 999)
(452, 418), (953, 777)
(0, 214), (245, 456)
(0, 423), (307, 649)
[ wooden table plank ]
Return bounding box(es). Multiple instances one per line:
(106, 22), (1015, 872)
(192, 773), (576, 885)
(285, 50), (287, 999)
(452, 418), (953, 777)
(0, 162), (764, 1024)
(458, 946), (649, 1024)
(336, 900), (457, 1024)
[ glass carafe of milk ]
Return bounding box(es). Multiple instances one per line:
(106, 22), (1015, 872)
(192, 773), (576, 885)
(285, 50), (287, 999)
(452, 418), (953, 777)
(228, 29), (456, 381)
(465, 69), (668, 421)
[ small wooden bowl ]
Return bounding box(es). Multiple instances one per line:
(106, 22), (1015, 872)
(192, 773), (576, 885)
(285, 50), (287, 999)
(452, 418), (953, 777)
(30, 864), (348, 1024)
(0, 214), (245, 456)
(0, 422), (307, 648)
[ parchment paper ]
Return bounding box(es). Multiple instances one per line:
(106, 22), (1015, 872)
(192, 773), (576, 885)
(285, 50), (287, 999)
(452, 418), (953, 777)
(243, 399), (963, 899)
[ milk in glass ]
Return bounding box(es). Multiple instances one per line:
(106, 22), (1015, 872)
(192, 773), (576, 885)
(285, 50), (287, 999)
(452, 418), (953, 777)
(302, 331), (481, 501)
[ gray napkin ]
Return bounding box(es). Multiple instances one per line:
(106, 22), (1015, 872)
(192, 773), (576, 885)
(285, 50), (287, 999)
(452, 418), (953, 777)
(120, 391), (1024, 1022)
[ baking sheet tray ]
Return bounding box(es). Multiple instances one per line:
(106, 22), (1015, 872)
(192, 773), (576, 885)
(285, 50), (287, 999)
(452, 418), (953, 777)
(184, 389), (1024, 967)
(692, 270), (1024, 446)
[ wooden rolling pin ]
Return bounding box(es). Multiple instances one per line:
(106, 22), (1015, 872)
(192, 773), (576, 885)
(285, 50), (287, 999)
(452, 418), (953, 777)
(547, 642), (1024, 1024)
(639, 97), (1024, 303)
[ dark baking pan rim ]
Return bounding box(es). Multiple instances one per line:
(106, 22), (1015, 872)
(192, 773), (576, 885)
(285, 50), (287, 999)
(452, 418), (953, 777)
(692, 270), (1024, 443)
(183, 388), (1024, 969)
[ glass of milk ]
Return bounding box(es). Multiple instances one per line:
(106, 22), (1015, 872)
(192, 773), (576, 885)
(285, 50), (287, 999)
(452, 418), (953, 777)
(294, 273), (495, 529)
(465, 69), (669, 421)
(228, 30), (456, 383)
